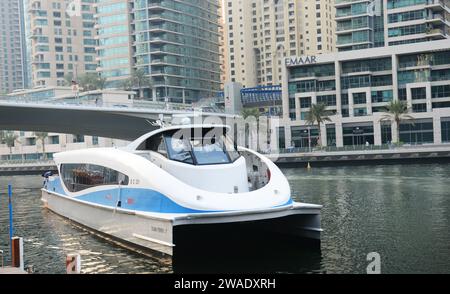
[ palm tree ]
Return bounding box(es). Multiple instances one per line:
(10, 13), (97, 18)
(122, 69), (153, 99)
(79, 73), (107, 91)
(1, 131), (19, 160)
(35, 132), (49, 160)
(305, 103), (331, 147)
(380, 100), (414, 144)
(241, 108), (260, 120)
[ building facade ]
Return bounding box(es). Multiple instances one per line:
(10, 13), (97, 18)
(95, 0), (134, 88)
(28, 0), (98, 87)
(224, 0), (336, 88)
(131, 0), (222, 103)
(0, 0), (28, 94)
(281, 40), (450, 149)
(335, 0), (450, 51)
(219, 2), (228, 88)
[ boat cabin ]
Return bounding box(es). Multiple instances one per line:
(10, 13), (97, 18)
(130, 125), (271, 194)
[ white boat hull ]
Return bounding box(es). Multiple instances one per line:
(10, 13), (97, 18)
(42, 189), (322, 257)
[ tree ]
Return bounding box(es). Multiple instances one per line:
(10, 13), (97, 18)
(35, 132), (49, 160)
(79, 73), (107, 91)
(122, 69), (153, 99)
(65, 73), (107, 92)
(64, 73), (75, 87)
(1, 131), (19, 160)
(380, 100), (415, 144)
(241, 108), (260, 120)
(305, 103), (331, 147)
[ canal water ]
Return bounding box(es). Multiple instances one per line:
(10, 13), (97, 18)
(0, 164), (449, 274)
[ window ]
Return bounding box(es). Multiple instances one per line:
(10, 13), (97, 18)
(442, 121), (450, 142)
(317, 95), (337, 106)
(73, 135), (85, 143)
(372, 90), (393, 103)
(411, 88), (426, 100)
(300, 97), (312, 108)
(353, 93), (366, 104)
(399, 121), (434, 144)
(432, 85), (450, 98)
(61, 164), (129, 192)
(164, 129), (240, 165)
(412, 103), (427, 113)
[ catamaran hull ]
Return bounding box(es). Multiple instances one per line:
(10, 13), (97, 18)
(41, 189), (322, 257)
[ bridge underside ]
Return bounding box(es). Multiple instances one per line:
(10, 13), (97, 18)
(0, 104), (162, 141)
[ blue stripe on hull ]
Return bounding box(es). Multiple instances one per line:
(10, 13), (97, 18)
(44, 177), (294, 214)
(76, 187), (218, 214)
(45, 177), (67, 195)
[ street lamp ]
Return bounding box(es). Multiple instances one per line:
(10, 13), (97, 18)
(304, 127), (311, 152)
(308, 126), (312, 153)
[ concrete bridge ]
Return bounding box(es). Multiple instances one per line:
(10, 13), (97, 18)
(0, 99), (237, 141)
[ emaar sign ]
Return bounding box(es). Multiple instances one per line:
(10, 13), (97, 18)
(285, 56), (317, 67)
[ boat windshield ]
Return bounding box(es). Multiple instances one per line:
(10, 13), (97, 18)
(164, 131), (240, 165)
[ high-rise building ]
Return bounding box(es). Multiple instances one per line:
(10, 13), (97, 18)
(28, 0), (98, 87)
(224, 0), (336, 88)
(219, 3), (228, 88)
(131, 0), (222, 103)
(95, 0), (134, 88)
(335, 0), (450, 52)
(0, 0), (28, 94)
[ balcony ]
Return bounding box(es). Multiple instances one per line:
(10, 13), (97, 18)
(426, 28), (446, 38)
(335, 0), (370, 8)
(425, 13), (446, 25)
(426, 0), (447, 11)
(151, 58), (165, 65)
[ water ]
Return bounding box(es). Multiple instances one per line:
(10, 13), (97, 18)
(0, 164), (449, 274)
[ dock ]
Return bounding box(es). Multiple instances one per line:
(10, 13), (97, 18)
(268, 145), (450, 167)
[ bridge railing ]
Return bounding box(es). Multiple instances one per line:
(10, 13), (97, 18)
(0, 159), (55, 165)
(0, 95), (225, 114)
(260, 143), (450, 155)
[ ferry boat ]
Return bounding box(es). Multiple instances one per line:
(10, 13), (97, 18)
(41, 124), (322, 256)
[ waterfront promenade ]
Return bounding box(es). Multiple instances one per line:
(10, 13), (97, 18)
(269, 144), (450, 166)
(0, 159), (56, 175)
(2, 144), (450, 174)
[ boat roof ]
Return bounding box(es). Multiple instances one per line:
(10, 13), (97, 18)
(126, 124), (230, 151)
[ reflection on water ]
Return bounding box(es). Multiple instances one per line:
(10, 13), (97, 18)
(0, 176), (170, 274)
(284, 164), (450, 274)
(1, 164), (450, 274)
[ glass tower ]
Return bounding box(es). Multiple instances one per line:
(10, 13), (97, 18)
(0, 0), (28, 94)
(335, 0), (450, 51)
(132, 0), (221, 103)
(335, 0), (385, 51)
(96, 0), (134, 88)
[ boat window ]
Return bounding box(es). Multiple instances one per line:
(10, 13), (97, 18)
(224, 135), (240, 162)
(165, 136), (194, 164)
(138, 133), (167, 158)
(164, 130), (240, 165)
(60, 164), (129, 193)
(191, 136), (230, 165)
